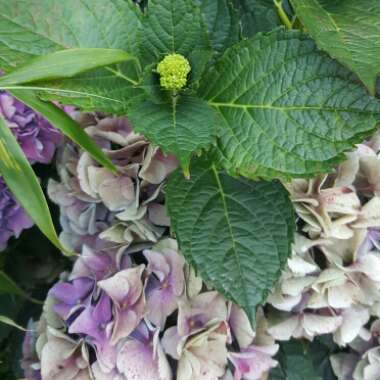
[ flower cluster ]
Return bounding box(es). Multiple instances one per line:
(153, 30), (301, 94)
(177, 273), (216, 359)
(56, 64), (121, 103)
(265, 134), (380, 371)
(331, 318), (380, 379)
(0, 91), (61, 249)
(22, 114), (279, 380)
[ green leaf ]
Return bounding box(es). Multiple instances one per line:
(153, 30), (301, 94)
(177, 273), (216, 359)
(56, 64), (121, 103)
(0, 116), (70, 255)
(193, 0), (240, 55)
(0, 315), (27, 332)
(0, 49), (135, 86)
(199, 29), (380, 180)
(166, 157), (295, 322)
(9, 90), (117, 173)
(0, 272), (28, 298)
(269, 339), (337, 380)
(22, 62), (143, 115)
(0, 0), (142, 114)
(291, 0), (380, 95)
(137, 0), (212, 72)
(0, 0), (140, 70)
(232, 0), (280, 37)
(128, 96), (219, 175)
(0, 271), (40, 304)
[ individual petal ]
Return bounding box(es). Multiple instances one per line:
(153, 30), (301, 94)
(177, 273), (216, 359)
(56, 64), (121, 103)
(228, 304), (255, 349)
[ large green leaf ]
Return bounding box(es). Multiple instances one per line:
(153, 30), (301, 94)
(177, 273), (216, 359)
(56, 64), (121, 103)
(0, 49), (134, 86)
(0, 0), (140, 70)
(9, 90), (117, 173)
(0, 0), (142, 113)
(199, 29), (380, 180)
(232, 0), (280, 37)
(137, 0), (211, 72)
(166, 157), (295, 322)
(0, 117), (70, 255)
(291, 0), (380, 95)
(128, 96), (219, 175)
(193, 0), (240, 55)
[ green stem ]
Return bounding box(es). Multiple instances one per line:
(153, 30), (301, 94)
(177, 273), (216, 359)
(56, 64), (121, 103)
(274, 0), (293, 30)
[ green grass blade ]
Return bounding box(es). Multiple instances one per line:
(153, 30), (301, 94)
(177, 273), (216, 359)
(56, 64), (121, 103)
(0, 48), (135, 86)
(0, 315), (28, 331)
(0, 116), (72, 255)
(0, 271), (41, 303)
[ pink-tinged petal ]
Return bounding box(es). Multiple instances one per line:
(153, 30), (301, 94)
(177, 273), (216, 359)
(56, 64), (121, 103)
(69, 293), (112, 342)
(148, 203), (171, 226)
(177, 322), (229, 380)
(146, 286), (178, 329)
(162, 327), (183, 360)
(116, 340), (167, 380)
(144, 245), (185, 328)
(178, 292), (228, 337)
(229, 304), (255, 349)
(98, 265), (145, 305)
(98, 176), (135, 212)
(302, 314), (343, 336)
(330, 353), (358, 380)
(267, 315), (299, 341)
(229, 345), (278, 380)
(40, 335), (87, 380)
(77, 153), (97, 198)
(111, 297), (145, 344)
(86, 167), (115, 196)
(91, 362), (122, 380)
(334, 307), (369, 346)
(353, 197), (380, 228)
(153, 329), (173, 380)
(354, 253), (380, 282)
(140, 146), (178, 184)
(94, 339), (118, 374)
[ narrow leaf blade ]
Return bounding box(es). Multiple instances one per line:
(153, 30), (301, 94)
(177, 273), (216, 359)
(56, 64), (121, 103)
(0, 315), (27, 331)
(0, 48), (134, 86)
(0, 116), (70, 254)
(0, 271), (27, 297)
(10, 90), (117, 173)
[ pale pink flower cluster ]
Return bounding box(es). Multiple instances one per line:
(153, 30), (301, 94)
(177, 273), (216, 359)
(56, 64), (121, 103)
(267, 133), (380, 376)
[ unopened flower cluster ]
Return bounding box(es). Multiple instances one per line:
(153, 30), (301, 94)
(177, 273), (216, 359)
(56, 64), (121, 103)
(22, 114), (279, 380)
(0, 91), (61, 250)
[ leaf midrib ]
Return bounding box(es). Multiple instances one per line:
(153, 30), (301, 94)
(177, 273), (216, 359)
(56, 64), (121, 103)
(211, 165), (249, 310)
(208, 101), (380, 114)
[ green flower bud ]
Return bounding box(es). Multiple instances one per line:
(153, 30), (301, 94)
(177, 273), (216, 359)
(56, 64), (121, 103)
(156, 54), (191, 91)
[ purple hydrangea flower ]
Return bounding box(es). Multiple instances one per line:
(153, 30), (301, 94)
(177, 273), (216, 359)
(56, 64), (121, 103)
(0, 91), (62, 250)
(49, 277), (94, 320)
(0, 177), (33, 250)
(144, 239), (185, 329)
(69, 291), (116, 373)
(0, 91), (61, 164)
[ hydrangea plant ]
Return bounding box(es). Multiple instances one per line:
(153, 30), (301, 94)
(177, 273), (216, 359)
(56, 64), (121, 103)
(0, 2), (380, 378)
